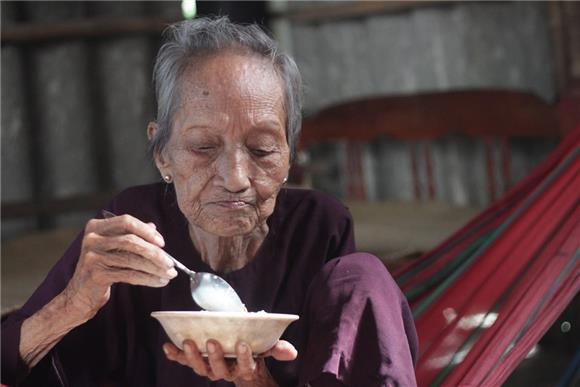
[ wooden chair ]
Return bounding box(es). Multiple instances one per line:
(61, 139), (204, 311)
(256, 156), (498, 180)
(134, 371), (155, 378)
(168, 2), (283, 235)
(293, 89), (562, 265)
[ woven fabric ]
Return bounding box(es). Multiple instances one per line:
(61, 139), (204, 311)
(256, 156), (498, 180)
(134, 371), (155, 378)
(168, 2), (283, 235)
(394, 127), (580, 386)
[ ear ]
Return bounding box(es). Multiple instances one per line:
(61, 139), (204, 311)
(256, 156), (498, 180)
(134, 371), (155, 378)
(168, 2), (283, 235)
(147, 121), (158, 141)
(147, 121), (171, 174)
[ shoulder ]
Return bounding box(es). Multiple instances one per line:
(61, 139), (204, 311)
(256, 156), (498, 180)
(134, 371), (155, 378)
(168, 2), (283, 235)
(113, 182), (165, 201)
(277, 187), (350, 213)
(274, 188), (353, 225)
(272, 188), (356, 269)
(106, 182), (173, 222)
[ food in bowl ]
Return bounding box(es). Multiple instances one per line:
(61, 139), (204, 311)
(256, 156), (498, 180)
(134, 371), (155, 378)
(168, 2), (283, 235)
(151, 311), (299, 357)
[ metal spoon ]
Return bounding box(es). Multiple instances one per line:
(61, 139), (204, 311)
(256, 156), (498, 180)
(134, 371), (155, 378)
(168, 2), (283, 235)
(102, 210), (247, 312)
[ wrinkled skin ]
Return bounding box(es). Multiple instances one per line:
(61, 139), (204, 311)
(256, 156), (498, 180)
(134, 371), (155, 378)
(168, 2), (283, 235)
(149, 51), (291, 272)
(148, 51), (296, 385)
(17, 51), (297, 385)
(19, 215), (177, 370)
(151, 51), (289, 238)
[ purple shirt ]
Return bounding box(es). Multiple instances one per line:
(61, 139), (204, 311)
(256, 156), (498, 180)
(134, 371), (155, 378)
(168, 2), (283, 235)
(2, 184), (417, 386)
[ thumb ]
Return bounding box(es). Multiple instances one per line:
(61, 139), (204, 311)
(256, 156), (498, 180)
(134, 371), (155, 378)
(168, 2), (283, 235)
(264, 340), (297, 361)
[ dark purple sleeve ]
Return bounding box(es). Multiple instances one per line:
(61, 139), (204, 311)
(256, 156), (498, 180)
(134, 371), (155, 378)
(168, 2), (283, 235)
(299, 253), (418, 387)
(1, 231), (84, 385)
(1, 204), (128, 386)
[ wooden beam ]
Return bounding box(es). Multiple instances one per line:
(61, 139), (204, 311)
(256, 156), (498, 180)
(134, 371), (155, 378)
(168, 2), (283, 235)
(2, 192), (116, 219)
(20, 44), (53, 228)
(1, 17), (179, 45)
(300, 90), (560, 148)
(270, 1), (457, 24)
(548, 1), (568, 96)
(85, 40), (115, 192)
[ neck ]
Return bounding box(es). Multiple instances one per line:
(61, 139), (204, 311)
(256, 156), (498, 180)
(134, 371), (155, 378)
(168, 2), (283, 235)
(189, 224), (269, 273)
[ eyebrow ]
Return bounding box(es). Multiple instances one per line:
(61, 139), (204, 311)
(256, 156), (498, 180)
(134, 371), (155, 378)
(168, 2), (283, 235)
(250, 125), (286, 140)
(178, 127), (282, 140)
(177, 121), (222, 135)
(181, 120), (284, 133)
(256, 119), (283, 128)
(181, 125), (214, 132)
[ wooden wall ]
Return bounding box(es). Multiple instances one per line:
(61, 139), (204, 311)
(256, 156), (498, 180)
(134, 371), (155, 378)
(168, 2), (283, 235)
(270, 1), (563, 204)
(273, 1), (556, 114)
(1, 1), (570, 239)
(1, 1), (182, 239)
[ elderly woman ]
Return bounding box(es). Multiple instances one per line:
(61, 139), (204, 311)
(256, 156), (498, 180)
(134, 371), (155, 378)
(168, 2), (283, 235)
(2, 17), (417, 387)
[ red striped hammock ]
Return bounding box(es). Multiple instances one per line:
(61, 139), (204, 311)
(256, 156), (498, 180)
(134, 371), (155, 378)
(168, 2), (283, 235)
(394, 127), (580, 386)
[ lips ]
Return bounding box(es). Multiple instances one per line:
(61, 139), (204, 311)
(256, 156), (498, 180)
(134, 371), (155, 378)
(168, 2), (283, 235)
(211, 200), (253, 209)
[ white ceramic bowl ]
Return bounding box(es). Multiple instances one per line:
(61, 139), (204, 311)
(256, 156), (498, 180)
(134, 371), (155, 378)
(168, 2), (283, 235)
(151, 311), (299, 357)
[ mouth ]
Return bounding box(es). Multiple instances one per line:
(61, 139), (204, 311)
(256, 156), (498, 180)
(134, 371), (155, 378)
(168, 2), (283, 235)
(210, 200), (253, 210)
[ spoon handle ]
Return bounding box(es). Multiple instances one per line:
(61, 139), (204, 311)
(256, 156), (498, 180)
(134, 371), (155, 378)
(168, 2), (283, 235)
(166, 254), (195, 276)
(101, 210), (196, 277)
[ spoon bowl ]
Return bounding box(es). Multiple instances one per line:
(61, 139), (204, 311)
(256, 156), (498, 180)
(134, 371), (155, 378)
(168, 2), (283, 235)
(169, 258), (247, 312)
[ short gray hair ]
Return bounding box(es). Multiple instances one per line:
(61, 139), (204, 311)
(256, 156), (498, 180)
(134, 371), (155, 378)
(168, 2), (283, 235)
(151, 16), (303, 161)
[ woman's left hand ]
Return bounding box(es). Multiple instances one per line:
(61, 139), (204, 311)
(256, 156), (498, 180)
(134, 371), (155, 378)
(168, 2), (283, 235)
(163, 339), (297, 386)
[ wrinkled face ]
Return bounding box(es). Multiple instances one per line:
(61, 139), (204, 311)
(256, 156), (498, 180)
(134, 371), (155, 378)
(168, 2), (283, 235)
(152, 52), (290, 237)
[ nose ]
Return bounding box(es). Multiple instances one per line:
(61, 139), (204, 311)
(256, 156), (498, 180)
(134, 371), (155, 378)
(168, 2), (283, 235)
(215, 148), (251, 193)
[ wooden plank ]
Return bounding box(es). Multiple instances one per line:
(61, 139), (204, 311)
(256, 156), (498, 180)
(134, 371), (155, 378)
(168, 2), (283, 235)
(548, 1), (568, 95)
(1, 17), (179, 45)
(271, 1), (456, 24)
(20, 44), (52, 228)
(300, 90), (560, 147)
(85, 40), (114, 192)
(2, 192), (116, 219)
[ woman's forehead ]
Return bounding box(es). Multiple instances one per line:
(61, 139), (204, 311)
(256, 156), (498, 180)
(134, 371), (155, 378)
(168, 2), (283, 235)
(179, 52), (284, 105)
(173, 52), (286, 129)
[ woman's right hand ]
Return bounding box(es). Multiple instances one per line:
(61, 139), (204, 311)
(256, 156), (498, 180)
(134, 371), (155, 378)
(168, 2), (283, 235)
(64, 214), (177, 316)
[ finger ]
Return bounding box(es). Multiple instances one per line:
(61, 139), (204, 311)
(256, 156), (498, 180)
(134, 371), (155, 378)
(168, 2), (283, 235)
(262, 340), (297, 361)
(77, 249), (161, 287)
(206, 340), (232, 381)
(79, 248), (174, 288)
(96, 234), (175, 277)
(84, 233), (175, 280)
(163, 343), (190, 367)
(234, 342), (256, 381)
(106, 250), (177, 281)
(88, 214), (165, 247)
(105, 266), (172, 288)
(183, 340), (212, 377)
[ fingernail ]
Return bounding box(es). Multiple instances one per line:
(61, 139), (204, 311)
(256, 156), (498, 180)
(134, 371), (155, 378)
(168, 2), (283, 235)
(163, 346), (170, 356)
(166, 268), (178, 278)
(155, 234), (165, 246)
(239, 343), (248, 354)
(159, 278), (169, 286)
(207, 342), (216, 354)
(184, 343), (192, 355)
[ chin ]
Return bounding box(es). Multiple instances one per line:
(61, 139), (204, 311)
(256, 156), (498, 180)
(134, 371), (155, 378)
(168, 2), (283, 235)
(203, 218), (256, 237)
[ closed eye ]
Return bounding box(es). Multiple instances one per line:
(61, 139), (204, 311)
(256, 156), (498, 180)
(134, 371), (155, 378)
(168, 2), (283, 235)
(251, 149), (275, 158)
(187, 145), (217, 155)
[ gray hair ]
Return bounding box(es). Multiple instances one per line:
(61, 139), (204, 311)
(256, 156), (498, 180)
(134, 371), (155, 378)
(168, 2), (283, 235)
(151, 16), (303, 161)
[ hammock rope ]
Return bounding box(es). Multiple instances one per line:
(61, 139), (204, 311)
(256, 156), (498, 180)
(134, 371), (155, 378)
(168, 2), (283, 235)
(394, 128), (580, 386)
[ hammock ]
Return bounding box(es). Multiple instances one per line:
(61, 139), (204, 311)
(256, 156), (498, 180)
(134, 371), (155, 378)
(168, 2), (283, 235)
(393, 127), (580, 386)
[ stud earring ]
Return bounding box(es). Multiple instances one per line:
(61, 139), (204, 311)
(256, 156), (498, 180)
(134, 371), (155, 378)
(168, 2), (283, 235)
(283, 177), (288, 184)
(163, 175), (172, 183)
